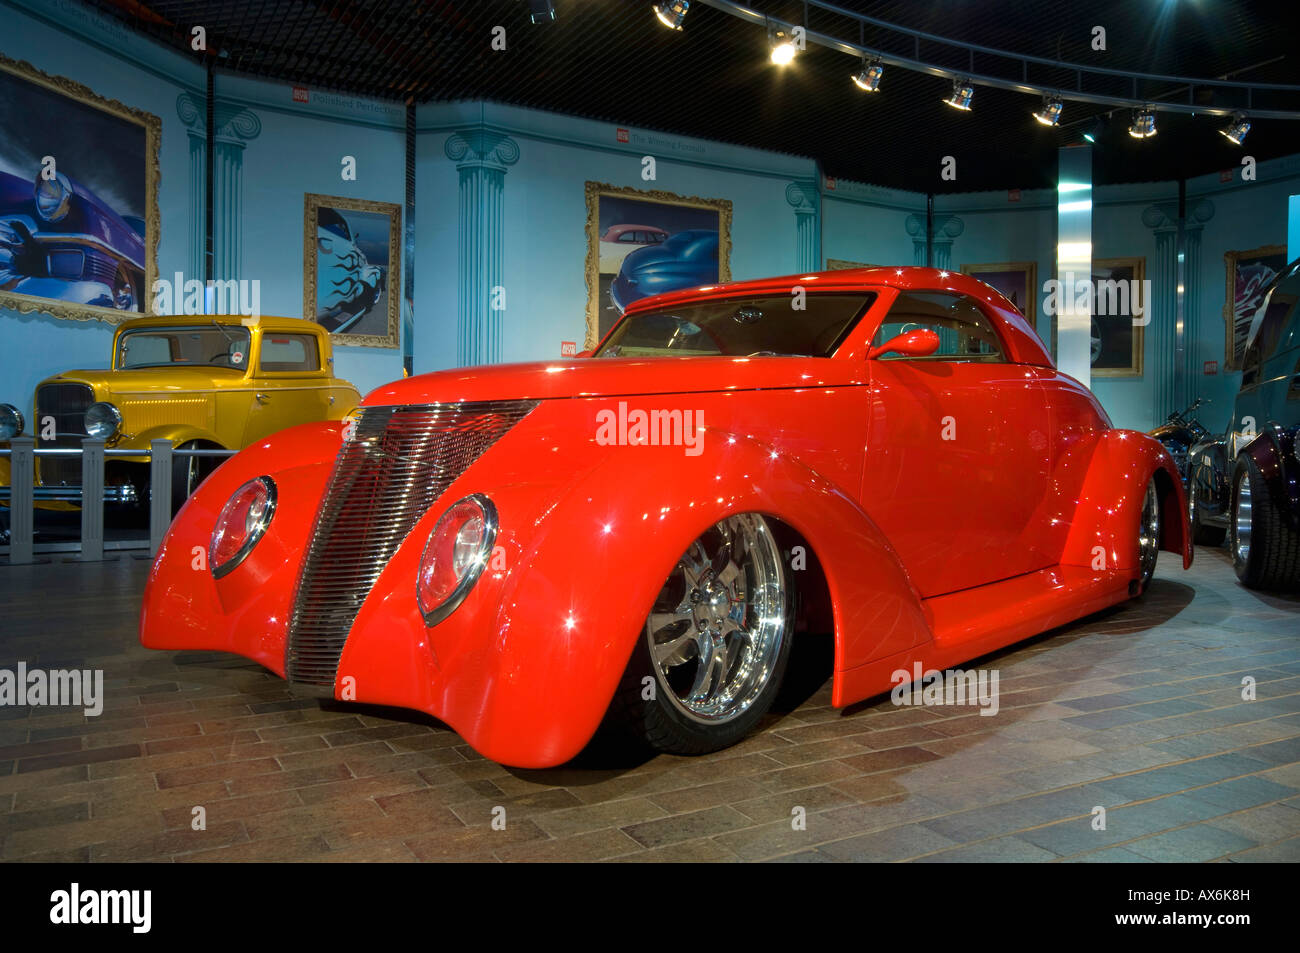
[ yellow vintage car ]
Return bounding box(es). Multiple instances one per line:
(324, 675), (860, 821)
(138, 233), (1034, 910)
(0, 314), (360, 512)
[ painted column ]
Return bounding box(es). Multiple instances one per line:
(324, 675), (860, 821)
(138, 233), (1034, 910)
(175, 92), (207, 283)
(445, 130), (520, 366)
(905, 214), (927, 265)
(1142, 202), (1179, 418)
(210, 105), (262, 283)
(1181, 199), (1214, 404)
(785, 181), (820, 273)
(1142, 198), (1213, 417)
(930, 215), (964, 271)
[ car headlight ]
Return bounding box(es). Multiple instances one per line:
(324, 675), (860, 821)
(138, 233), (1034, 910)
(34, 172), (73, 223)
(416, 494), (498, 626)
(84, 402), (122, 439)
(0, 403), (24, 440)
(210, 477), (277, 579)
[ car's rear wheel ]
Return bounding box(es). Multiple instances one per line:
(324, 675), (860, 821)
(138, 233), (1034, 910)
(612, 513), (792, 755)
(1230, 456), (1300, 590)
(1137, 478), (1161, 593)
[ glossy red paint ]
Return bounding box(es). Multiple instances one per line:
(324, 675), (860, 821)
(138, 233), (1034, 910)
(140, 266), (1191, 768)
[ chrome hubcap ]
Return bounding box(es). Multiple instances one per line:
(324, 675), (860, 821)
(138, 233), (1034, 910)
(646, 514), (786, 724)
(1234, 474), (1252, 564)
(1138, 481), (1160, 585)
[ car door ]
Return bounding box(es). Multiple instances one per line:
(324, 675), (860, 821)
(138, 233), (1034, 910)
(859, 289), (1054, 599)
(241, 332), (330, 445)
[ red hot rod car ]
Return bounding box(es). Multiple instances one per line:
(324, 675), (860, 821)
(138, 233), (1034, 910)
(140, 267), (1190, 768)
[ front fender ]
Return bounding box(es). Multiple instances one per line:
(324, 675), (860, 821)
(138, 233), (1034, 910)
(1062, 429), (1192, 573)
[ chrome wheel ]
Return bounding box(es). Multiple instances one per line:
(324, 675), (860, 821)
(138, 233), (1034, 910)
(1233, 471), (1252, 565)
(646, 514), (787, 725)
(1138, 480), (1160, 587)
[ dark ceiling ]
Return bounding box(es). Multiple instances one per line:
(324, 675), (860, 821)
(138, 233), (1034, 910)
(84, 0), (1300, 193)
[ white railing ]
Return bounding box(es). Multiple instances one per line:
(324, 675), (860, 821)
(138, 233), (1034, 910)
(0, 437), (235, 563)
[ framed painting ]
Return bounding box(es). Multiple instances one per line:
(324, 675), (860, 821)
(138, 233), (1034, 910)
(585, 181), (732, 349)
(1048, 257), (1146, 376)
(303, 193), (401, 348)
(1224, 244), (1287, 370)
(960, 261), (1037, 326)
(0, 53), (160, 324)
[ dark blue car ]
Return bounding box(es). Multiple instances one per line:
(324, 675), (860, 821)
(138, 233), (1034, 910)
(0, 168), (146, 311)
(609, 229), (719, 312)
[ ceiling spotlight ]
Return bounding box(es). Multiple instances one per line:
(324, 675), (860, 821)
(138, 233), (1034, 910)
(944, 79), (974, 111)
(852, 58), (884, 92)
(1128, 106), (1157, 139)
(769, 27), (799, 65)
(1081, 117), (1104, 143)
(653, 1), (689, 31)
(1033, 96), (1064, 126)
(527, 0), (555, 24)
(1220, 112), (1251, 146)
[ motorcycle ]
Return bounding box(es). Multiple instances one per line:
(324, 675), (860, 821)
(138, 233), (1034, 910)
(1148, 397), (1211, 484)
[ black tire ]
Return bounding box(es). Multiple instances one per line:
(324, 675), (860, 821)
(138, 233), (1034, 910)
(170, 442), (221, 515)
(1229, 456), (1300, 590)
(610, 513), (793, 756)
(1189, 482), (1226, 547)
(1136, 477), (1161, 595)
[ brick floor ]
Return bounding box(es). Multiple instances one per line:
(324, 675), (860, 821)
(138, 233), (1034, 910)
(0, 546), (1297, 862)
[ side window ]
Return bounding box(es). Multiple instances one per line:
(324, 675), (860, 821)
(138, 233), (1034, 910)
(1241, 293), (1295, 388)
(872, 291), (1006, 361)
(260, 334), (321, 373)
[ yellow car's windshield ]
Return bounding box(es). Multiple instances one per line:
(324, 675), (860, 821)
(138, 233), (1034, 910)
(117, 326), (251, 370)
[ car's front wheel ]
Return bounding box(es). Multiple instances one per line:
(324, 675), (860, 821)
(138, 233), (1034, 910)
(1230, 455), (1300, 590)
(613, 513), (792, 755)
(1136, 477), (1161, 593)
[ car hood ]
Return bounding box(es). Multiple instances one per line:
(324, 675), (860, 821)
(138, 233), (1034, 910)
(38, 368), (247, 394)
(363, 356), (866, 406)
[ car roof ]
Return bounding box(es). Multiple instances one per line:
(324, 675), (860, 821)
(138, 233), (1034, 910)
(620, 265), (1054, 368)
(115, 314), (326, 334)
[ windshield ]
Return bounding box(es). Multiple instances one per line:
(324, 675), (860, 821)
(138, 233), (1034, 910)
(117, 326), (252, 369)
(596, 293), (875, 358)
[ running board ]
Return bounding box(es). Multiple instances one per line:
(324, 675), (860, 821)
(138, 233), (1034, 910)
(832, 565), (1131, 707)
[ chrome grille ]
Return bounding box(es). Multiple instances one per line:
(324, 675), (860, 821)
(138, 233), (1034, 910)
(284, 400), (538, 685)
(35, 383), (93, 486)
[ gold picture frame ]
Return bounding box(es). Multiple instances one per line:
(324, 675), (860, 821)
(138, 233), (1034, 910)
(585, 181), (732, 349)
(1047, 257), (1145, 377)
(960, 261), (1037, 328)
(303, 192), (401, 348)
(1223, 243), (1287, 370)
(0, 52), (161, 325)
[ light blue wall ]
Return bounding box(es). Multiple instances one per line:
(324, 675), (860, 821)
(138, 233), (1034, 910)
(414, 101), (815, 371)
(213, 73), (407, 396)
(0, 0), (200, 410)
(823, 179), (926, 268)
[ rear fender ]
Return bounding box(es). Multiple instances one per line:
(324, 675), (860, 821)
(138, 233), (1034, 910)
(1061, 429), (1192, 574)
(1240, 428), (1300, 531)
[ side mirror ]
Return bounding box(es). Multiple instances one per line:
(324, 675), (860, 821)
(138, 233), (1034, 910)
(868, 328), (941, 360)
